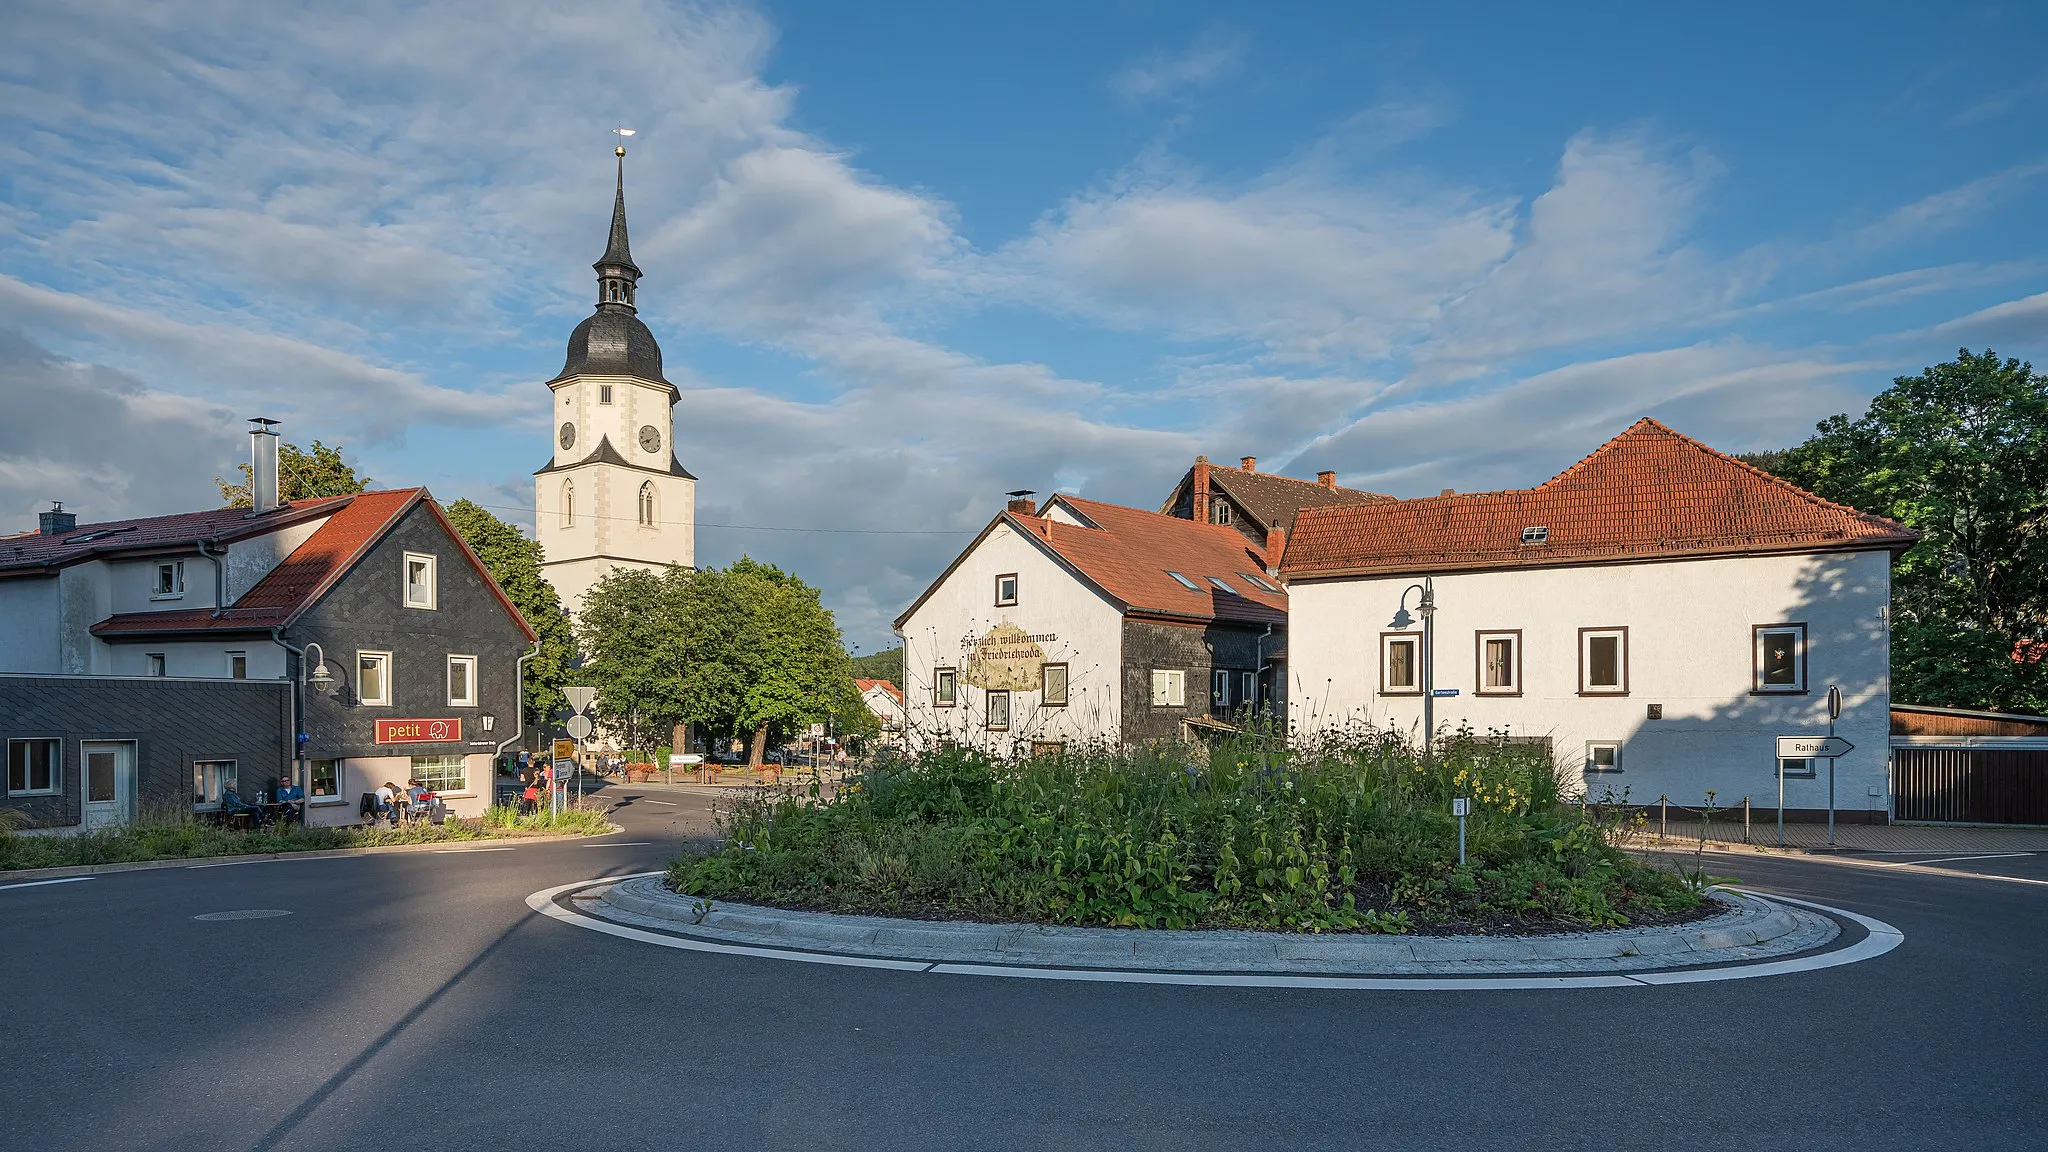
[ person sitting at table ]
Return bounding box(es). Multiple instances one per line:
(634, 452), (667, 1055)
(404, 777), (434, 820)
(275, 774), (306, 825)
(220, 785), (265, 829)
(375, 781), (404, 824)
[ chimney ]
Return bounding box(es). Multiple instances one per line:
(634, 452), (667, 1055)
(250, 418), (282, 513)
(1192, 455), (1211, 523)
(1439, 488), (1455, 497)
(1005, 489), (1037, 516)
(38, 502), (76, 536)
(1316, 470), (1336, 489)
(1240, 456), (1256, 472)
(1264, 526), (1285, 574)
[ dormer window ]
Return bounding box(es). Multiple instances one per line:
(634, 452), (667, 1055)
(1210, 501), (1232, 526)
(152, 561), (185, 599)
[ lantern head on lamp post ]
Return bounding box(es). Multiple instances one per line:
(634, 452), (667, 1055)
(303, 642), (336, 696)
(1392, 577), (1438, 768)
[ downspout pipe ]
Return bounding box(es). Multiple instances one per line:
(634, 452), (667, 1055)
(197, 538), (228, 618)
(269, 627), (306, 784)
(496, 642), (542, 760)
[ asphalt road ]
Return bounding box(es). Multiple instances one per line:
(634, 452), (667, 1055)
(4, 795), (2044, 1152)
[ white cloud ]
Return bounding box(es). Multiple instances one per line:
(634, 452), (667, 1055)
(1932, 290), (2048, 348)
(1110, 29), (1247, 105)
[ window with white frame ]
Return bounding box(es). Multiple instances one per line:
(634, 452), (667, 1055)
(995, 573), (1018, 607)
(986, 690), (1011, 730)
(7, 739), (59, 795)
(1777, 756), (1816, 779)
(152, 561), (185, 599)
(1381, 633), (1421, 695)
(1211, 668), (1232, 707)
(228, 651), (248, 680)
(403, 553), (437, 610)
(1754, 623), (1807, 693)
(308, 758), (340, 799)
(1476, 631), (1521, 695)
(1150, 669), (1186, 707)
(447, 655), (478, 707)
(934, 667), (957, 707)
(1042, 663), (1069, 707)
(1210, 501), (1232, 526)
(410, 754), (465, 793)
(1579, 627), (1628, 695)
(1239, 670), (1256, 709)
(358, 652), (392, 706)
(147, 653), (167, 677)
(193, 759), (238, 808)
(1584, 742), (1622, 774)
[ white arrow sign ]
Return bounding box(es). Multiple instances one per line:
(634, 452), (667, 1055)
(1777, 735), (1854, 759)
(563, 686), (597, 714)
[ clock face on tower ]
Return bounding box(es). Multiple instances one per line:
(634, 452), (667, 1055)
(638, 425), (662, 454)
(558, 422), (576, 450)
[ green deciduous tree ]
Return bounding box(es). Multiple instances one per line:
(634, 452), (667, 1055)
(217, 440), (371, 506)
(1759, 348), (2048, 712)
(849, 645), (903, 687)
(443, 499), (575, 727)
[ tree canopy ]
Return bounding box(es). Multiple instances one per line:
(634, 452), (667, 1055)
(1753, 348), (2048, 713)
(576, 557), (865, 763)
(849, 645), (903, 688)
(217, 440), (370, 507)
(443, 499), (575, 726)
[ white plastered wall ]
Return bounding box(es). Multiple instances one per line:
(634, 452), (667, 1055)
(307, 753), (493, 826)
(1286, 550), (1894, 815)
(536, 373), (694, 617)
(900, 520), (1124, 754)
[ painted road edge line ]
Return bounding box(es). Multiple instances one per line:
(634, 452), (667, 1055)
(526, 876), (1902, 990)
(0, 876), (95, 892)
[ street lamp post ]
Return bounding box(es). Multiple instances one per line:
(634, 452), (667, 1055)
(1391, 577), (1438, 769)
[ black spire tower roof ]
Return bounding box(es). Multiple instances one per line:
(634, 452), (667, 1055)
(552, 146), (673, 395)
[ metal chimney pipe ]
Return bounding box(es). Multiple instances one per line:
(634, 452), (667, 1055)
(249, 418), (282, 512)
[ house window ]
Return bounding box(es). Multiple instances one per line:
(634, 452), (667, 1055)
(1754, 624), (1807, 693)
(934, 667), (957, 707)
(1238, 571), (1280, 593)
(403, 552), (437, 610)
(1210, 501), (1232, 526)
(1165, 570), (1200, 591)
(447, 655), (478, 707)
(152, 561), (185, 599)
(1042, 663), (1069, 707)
(228, 652), (248, 679)
(1381, 633), (1421, 695)
(1584, 742), (1622, 774)
(995, 573), (1018, 607)
(147, 653), (167, 677)
(1777, 757), (1817, 779)
(6, 739), (59, 795)
(1476, 631), (1521, 695)
(1240, 670), (1257, 709)
(986, 691), (1011, 731)
(599, 384), (614, 405)
(1579, 627), (1628, 695)
(638, 482), (656, 527)
(1150, 669), (1186, 707)
(410, 754), (465, 793)
(193, 759), (238, 808)
(561, 481), (575, 528)
(1211, 669), (1234, 707)
(308, 758), (340, 799)
(358, 652), (392, 706)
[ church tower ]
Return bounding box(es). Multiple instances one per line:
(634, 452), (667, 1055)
(535, 147), (696, 616)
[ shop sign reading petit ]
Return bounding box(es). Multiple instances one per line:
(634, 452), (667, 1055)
(373, 718), (462, 744)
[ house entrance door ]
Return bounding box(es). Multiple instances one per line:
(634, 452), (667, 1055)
(81, 742), (136, 830)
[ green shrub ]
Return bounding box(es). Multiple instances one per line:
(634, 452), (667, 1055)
(668, 725), (1699, 932)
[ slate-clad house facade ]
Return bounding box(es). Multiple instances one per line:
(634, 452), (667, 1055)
(1160, 454), (1391, 550)
(896, 494), (1287, 753)
(0, 448), (536, 830)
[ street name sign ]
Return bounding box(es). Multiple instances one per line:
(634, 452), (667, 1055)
(670, 754), (704, 767)
(1776, 735), (1854, 759)
(1431, 688), (1460, 697)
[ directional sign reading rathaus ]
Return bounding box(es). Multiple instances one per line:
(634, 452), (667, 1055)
(1776, 735), (1855, 759)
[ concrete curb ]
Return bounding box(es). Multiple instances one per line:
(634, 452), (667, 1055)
(591, 878), (1838, 976)
(0, 826), (621, 882)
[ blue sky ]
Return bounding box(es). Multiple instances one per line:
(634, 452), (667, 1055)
(2, 0), (2044, 648)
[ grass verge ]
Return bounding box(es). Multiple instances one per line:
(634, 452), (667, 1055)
(668, 728), (1708, 934)
(0, 801), (613, 872)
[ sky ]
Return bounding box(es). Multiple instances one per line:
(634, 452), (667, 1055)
(1, 0), (2044, 651)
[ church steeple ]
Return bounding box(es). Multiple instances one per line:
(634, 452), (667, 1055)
(594, 145), (640, 311)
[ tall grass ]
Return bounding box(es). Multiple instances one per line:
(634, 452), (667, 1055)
(0, 801), (613, 873)
(670, 725), (1698, 932)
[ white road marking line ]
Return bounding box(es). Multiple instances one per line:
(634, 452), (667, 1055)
(437, 847), (515, 853)
(525, 876), (1903, 990)
(638, 800), (678, 806)
(0, 876), (95, 892)
(582, 841), (653, 847)
(1870, 852), (2033, 867)
(1792, 854), (2048, 886)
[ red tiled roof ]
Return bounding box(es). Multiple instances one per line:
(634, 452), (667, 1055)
(1280, 418), (1920, 579)
(1027, 496), (1286, 624)
(89, 490), (535, 641)
(856, 679), (903, 702)
(0, 497), (353, 574)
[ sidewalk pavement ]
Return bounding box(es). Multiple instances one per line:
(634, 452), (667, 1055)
(1625, 817), (2048, 854)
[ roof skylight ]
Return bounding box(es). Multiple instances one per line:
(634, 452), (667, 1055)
(1238, 571), (1280, 593)
(1165, 570), (1200, 591)
(1520, 526), (1549, 546)
(1205, 575), (1239, 594)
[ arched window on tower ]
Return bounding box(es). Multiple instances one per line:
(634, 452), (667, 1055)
(561, 481), (575, 528)
(638, 481), (657, 528)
